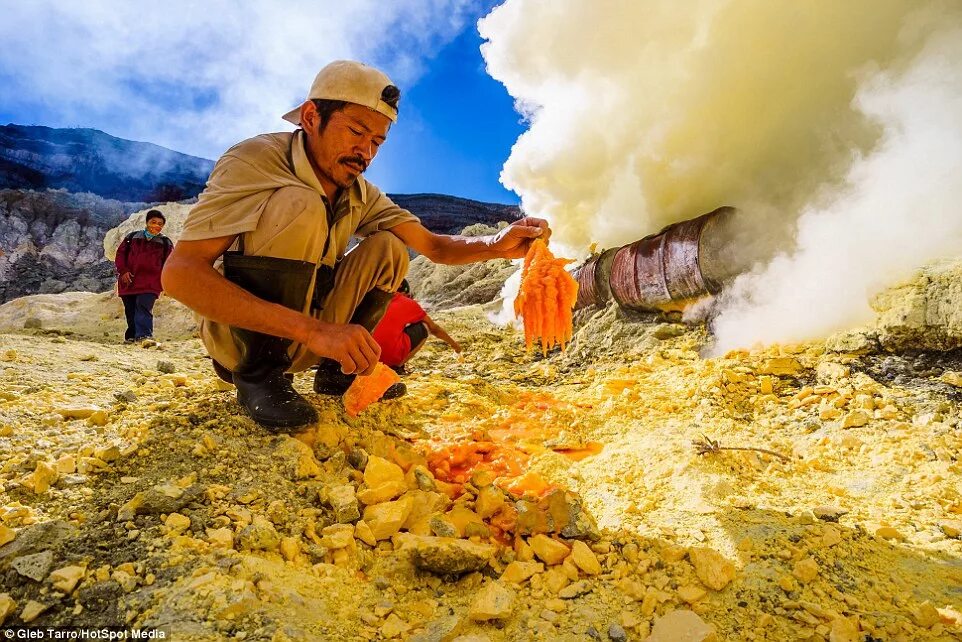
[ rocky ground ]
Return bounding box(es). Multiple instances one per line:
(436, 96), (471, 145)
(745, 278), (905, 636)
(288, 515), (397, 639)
(1, 266), (962, 641)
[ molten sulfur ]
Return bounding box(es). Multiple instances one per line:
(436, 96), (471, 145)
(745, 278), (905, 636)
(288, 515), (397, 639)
(514, 239), (579, 355)
(343, 362), (401, 417)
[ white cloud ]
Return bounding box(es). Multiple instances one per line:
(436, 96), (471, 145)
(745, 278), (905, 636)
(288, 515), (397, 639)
(0, 0), (478, 158)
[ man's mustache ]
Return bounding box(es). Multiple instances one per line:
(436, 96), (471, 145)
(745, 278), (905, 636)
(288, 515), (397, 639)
(340, 156), (368, 171)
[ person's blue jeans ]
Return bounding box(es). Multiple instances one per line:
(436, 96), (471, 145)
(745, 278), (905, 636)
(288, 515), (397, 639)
(121, 293), (158, 340)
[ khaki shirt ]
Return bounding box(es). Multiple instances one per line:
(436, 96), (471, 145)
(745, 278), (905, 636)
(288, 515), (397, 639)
(181, 130), (419, 371)
(182, 130), (418, 265)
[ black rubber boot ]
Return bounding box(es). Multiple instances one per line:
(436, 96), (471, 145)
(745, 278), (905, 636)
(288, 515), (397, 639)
(314, 288), (406, 399)
(232, 335), (318, 429)
(222, 254), (318, 430)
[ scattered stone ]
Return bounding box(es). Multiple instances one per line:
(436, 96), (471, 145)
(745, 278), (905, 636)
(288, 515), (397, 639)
(607, 622), (627, 642)
(275, 437), (322, 479)
(0, 593), (16, 625)
(873, 525), (905, 541)
(813, 505), (848, 522)
(792, 557), (820, 584)
(647, 609), (716, 642)
(357, 481), (408, 505)
(24, 317), (42, 329)
(25, 460), (58, 494)
(320, 524), (355, 549)
(364, 456), (405, 487)
(206, 528), (233, 549)
(0, 520), (75, 559)
(468, 581), (515, 621)
(237, 516), (280, 551)
(570, 540), (602, 575)
(165, 513), (192, 532)
(678, 584), (707, 604)
(474, 485), (506, 519)
(12, 550), (55, 581)
(500, 560), (544, 584)
(688, 547), (736, 591)
(939, 520), (961, 538)
(49, 565), (86, 594)
(0, 525), (15, 547)
(558, 580), (591, 599)
(381, 614), (411, 639)
(363, 495), (414, 541)
(409, 536), (495, 575)
(529, 534), (571, 566)
(354, 520), (377, 547)
(326, 484), (361, 524)
(841, 411), (870, 428)
(821, 525), (843, 547)
(20, 600), (48, 623)
(429, 514), (459, 538)
(156, 360), (176, 374)
(279, 537), (299, 561)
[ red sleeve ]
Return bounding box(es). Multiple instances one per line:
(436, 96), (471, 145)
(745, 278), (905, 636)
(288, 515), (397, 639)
(115, 237), (131, 275)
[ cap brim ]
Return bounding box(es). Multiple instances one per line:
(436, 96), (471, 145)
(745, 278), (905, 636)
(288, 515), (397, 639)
(281, 106), (302, 126)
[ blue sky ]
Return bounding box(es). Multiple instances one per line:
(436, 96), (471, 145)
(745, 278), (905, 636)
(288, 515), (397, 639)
(0, 1), (524, 204)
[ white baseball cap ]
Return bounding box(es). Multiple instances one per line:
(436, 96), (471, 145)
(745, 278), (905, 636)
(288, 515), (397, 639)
(282, 60), (398, 125)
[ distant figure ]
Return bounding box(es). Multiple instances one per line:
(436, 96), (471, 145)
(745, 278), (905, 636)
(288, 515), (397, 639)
(115, 210), (173, 342)
(372, 280), (461, 373)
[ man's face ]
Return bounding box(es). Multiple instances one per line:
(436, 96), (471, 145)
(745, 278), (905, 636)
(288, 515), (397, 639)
(146, 217), (165, 235)
(303, 103), (391, 193)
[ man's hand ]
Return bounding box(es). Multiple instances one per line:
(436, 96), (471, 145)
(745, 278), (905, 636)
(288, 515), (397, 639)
(120, 272), (134, 286)
(486, 217), (551, 259)
(304, 321), (382, 376)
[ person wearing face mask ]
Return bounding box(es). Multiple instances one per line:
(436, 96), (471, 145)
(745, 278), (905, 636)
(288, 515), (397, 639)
(115, 210), (173, 343)
(163, 60), (551, 430)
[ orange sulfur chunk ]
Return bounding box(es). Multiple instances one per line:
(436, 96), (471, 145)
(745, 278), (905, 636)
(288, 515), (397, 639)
(342, 362), (400, 417)
(514, 239), (579, 356)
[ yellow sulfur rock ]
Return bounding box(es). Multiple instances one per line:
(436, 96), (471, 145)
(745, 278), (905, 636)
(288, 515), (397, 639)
(26, 460), (58, 494)
(528, 534), (571, 566)
(569, 540), (602, 575)
(689, 547), (736, 591)
(165, 513), (192, 532)
(829, 616), (860, 642)
(20, 600), (48, 623)
(363, 456), (405, 487)
(362, 495), (413, 541)
(678, 584), (708, 604)
(279, 537), (300, 562)
(50, 565), (86, 594)
(357, 481), (407, 505)
(354, 520), (377, 547)
(0, 593), (17, 625)
(793, 557), (820, 584)
(469, 581), (515, 621)
(0, 524), (15, 547)
(500, 561), (543, 584)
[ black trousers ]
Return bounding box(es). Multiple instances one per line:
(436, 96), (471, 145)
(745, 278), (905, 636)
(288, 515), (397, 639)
(121, 293), (158, 340)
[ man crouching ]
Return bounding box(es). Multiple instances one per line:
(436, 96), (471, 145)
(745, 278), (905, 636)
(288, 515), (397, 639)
(162, 60), (550, 430)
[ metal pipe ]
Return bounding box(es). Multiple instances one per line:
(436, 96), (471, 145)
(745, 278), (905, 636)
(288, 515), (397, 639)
(573, 206), (740, 312)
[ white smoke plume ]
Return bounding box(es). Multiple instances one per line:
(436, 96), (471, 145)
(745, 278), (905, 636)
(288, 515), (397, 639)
(0, 0), (476, 160)
(479, 0), (962, 348)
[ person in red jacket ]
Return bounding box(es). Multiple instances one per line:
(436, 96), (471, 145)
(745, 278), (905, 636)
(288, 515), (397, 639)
(372, 280), (461, 373)
(115, 210), (173, 342)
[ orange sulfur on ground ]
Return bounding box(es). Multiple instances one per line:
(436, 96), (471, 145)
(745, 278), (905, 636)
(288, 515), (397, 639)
(342, 362), (400, 416)
(514, 238), (579, 355)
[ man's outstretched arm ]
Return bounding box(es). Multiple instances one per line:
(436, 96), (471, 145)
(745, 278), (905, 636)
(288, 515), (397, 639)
(389, 217), (551, 265)
(161, 237), (381, 375)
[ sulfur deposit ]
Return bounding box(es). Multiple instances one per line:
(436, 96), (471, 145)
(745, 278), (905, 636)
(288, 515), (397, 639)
(0, 262), (961, 641)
